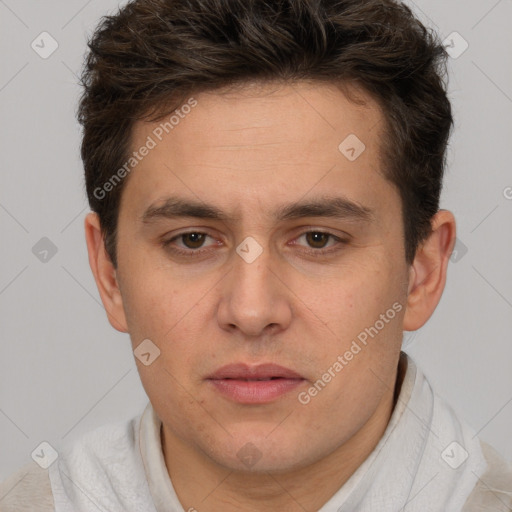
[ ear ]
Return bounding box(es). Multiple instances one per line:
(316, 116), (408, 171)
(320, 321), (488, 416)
(403, 209), (456, 331)
(84, 212), (128, 333)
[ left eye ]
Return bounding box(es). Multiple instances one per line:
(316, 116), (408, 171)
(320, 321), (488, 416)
(296, 231), (338, 249)
(178, 232), (210, 249)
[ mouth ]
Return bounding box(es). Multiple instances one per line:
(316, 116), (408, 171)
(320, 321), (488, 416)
(207, 363), (305, 404)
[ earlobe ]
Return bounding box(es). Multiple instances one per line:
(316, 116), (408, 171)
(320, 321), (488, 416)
(403, 210), (456, 331)
(84, 212), (129, 333)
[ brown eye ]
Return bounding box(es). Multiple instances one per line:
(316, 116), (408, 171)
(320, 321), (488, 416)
(181, 232), (206, 249)
(305, 232), (331, 249)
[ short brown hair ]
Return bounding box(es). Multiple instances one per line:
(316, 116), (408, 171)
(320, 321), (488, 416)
(79, 0), (452, 267)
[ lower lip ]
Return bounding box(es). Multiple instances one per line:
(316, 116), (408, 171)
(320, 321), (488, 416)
(209, 378), (304, 404)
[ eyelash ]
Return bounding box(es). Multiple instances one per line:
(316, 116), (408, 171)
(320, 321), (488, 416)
(161, 230), (347, 258)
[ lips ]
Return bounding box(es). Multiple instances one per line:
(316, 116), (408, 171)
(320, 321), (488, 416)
(207, 363), (305, 404)
(208, 363), (304, 380)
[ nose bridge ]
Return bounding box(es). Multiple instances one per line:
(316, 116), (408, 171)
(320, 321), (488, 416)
(233, 240), (272, 297)
(231, 238), (275, 311)
(217, 237), (292, 336)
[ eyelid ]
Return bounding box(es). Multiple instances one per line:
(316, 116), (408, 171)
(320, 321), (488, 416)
(161, 227), (349, 258)
(290, 231), (342, 247)
(288, 231), (348, 257)
(288, 225), (350, 244)
(162, 229), (219, 248)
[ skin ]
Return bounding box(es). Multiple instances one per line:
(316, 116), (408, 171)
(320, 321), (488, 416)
(85, 81), (456, 511)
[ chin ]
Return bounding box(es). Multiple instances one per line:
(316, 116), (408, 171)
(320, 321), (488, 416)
(203, 430), (320, 474)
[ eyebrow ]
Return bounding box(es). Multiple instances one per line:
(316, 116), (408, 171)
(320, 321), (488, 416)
(141, 195), (374, 224)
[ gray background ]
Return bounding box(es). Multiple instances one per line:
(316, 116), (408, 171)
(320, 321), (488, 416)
(0, 0), (511, 479)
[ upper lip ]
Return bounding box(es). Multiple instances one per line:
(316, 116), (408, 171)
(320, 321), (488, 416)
(208, 363), (304, 380)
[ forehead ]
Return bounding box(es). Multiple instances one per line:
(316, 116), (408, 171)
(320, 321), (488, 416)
(134, 81), (383, 149)
(123, 81), (397, 223)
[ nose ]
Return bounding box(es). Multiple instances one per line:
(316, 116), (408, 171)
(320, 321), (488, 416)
(216, 244), (293, 338)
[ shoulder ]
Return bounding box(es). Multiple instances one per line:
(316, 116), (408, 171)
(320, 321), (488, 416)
(0, 462), (54, 511)
(0, 407), (149, 512)
(462, 440), (512, 511)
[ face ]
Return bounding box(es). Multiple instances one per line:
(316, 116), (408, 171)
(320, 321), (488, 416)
(113, 81), (411, 472)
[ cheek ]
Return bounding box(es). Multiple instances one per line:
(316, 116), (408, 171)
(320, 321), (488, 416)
(118, 276), (182, 357)
(320, 260), (400, 333)
(119, 269), (218, 382)
(307, 259), (406, 398)
(117, 241), (201, 332)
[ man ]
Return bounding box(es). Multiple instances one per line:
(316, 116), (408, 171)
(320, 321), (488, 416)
(1, 0), (511, 510)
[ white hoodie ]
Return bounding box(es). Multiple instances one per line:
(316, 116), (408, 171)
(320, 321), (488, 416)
(1, 352), (511, 511)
